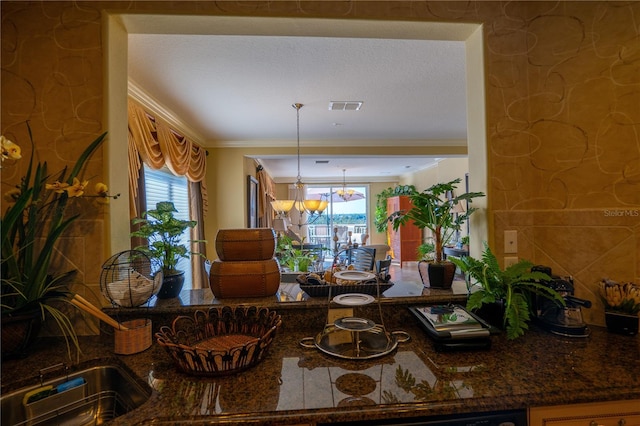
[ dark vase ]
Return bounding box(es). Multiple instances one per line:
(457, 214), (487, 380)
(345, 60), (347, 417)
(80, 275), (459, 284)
(472, 300), (506, 330)
(418, 260), (456, 289)
(157, 271), (185, 299)
(605, 311), (639, 336)
(1, 308), (42, 360)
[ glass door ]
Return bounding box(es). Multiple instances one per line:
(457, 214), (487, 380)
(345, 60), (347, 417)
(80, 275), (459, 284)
(305, 185), (368, 254)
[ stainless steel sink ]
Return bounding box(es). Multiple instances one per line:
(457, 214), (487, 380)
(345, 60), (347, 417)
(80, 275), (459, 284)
(1, 363), (151, 426)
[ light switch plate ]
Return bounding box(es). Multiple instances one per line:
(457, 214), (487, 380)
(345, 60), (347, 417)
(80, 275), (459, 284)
(504, 256), (519, 267)
(504, 230), (518, 254)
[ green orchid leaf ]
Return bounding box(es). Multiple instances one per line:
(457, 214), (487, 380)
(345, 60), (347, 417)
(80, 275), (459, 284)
(1, 122), (107, 361)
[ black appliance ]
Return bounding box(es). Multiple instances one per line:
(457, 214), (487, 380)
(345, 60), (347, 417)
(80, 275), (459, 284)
(532, 265), (591, 337)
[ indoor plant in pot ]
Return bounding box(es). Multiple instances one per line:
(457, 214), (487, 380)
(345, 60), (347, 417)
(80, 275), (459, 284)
(374, 184), (417, 234)
(1, 124), (109, 360)
(131, 201), (200, 298)
(387, 178), (484, 289)
(450, 244), (565, 339)
(275, 235), (319, 272)
(598, 279), (640, 335)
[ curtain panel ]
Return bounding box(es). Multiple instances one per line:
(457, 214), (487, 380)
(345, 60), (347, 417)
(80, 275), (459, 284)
(128, 98), (209, 288)
(256, 165), (276, 228)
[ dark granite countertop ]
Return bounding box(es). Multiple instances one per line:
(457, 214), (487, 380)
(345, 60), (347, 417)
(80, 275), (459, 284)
(3, 294), (639, 425)
(101, 280), (470, 314)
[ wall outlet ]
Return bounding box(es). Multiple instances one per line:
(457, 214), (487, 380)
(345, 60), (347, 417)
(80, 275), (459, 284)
(504, 230), (518, 254)
(504, 256), (519, 267)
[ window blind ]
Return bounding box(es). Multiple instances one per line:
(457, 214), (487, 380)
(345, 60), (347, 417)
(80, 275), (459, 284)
(143, 164), (192, 288)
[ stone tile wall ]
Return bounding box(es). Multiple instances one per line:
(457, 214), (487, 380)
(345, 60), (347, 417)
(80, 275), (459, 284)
(2, 1), (638, 329)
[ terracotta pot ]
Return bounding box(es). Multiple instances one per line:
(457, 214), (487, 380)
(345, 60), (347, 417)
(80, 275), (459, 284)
(418, 260), (456, 289)
(215, 228), (276, 261)
(1, 308), (42, 360)
(157, 271), (185, 299)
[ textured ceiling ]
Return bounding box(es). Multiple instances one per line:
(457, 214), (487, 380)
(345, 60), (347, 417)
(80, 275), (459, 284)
(127, 19), (469, 181)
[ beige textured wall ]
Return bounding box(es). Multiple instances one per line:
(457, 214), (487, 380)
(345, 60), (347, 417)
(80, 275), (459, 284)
(2, 1), (639, 328)
(401, 158), (469, 192)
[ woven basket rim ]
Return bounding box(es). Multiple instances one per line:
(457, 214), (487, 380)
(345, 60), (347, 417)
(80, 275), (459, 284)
(155, 307), (282, 376)
(155, 307), (281, 354)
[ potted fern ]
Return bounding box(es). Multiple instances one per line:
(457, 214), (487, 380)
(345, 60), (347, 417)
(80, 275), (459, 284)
(131, 202), (200, 298)
(387, 178), (484, 288)
(450, 244), (565, 339)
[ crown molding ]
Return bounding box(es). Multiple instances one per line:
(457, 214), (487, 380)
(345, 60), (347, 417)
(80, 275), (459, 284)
(212, 139), (467, 148)
(128, 79), (205, 143)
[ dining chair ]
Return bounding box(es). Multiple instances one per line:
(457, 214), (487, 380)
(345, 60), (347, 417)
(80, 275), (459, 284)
(375, 257), (392, 282)
(333, 247), (376, 272)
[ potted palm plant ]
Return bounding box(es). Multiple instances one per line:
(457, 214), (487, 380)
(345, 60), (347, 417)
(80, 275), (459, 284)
(131, 201), (200, 298)
(387, 178), (484, 289)
(1, 124), (109, 360)
(450, 244), (564, 339)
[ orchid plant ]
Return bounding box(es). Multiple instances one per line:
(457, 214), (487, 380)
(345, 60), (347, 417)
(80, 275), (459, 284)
(1, 123), (115, 358)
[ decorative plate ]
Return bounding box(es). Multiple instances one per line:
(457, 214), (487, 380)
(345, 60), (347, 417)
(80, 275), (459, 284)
(333, 271), (376, 281)
(332, 293), (375, 306)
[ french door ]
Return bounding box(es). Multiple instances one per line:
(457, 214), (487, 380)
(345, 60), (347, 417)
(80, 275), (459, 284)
(305, 185), (368, 253)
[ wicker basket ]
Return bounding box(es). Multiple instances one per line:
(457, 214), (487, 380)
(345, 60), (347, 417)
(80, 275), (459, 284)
(296, 273), (393, 297)
(155, 306), (282, 376)
(215, 228), (276, 261)
(114, 319), (152, 355)
(299, 282), (394, 297)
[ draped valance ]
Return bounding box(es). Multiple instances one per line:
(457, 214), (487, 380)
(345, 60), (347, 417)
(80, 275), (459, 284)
(127, 99), (208, 217)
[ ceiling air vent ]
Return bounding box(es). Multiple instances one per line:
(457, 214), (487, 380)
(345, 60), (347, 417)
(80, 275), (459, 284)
(329, 101), (363, 111)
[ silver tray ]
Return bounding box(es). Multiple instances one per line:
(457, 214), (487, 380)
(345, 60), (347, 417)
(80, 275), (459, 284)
(300, 323), (410, 360)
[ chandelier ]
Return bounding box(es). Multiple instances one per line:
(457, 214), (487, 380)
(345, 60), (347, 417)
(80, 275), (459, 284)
(270, 103), (328, 228)
(336, 168), (357, 202)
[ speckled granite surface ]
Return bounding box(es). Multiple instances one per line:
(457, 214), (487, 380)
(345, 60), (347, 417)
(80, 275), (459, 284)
(2, 294), (639, 425)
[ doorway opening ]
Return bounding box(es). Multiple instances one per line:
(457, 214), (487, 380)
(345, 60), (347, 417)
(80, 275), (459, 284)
(304, 185), (368, 253)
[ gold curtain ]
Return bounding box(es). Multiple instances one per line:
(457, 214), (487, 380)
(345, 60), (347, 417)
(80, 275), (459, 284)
(128, 99), (208, 212)
(127, 101), (163, 169)
(128, 130), (142, 218)
(256, 164), (276, 228)
(128, 98), (209, 288)
(189, 181), (207, 289)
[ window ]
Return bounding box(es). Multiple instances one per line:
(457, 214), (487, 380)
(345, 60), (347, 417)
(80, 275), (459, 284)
(305, 185), (368, 253)
(143, 164), (193, 287)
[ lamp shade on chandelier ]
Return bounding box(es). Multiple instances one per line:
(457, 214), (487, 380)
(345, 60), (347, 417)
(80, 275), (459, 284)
(336, 168), (357, 202)
(270, 103), (328, 227)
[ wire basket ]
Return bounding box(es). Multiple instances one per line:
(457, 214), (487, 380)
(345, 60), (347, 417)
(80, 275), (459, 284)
(100, 250), (161, 308)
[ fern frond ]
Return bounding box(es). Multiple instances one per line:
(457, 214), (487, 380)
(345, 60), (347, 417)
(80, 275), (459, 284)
(505, 293), (530, 339)
(395, 366), (416, 392)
